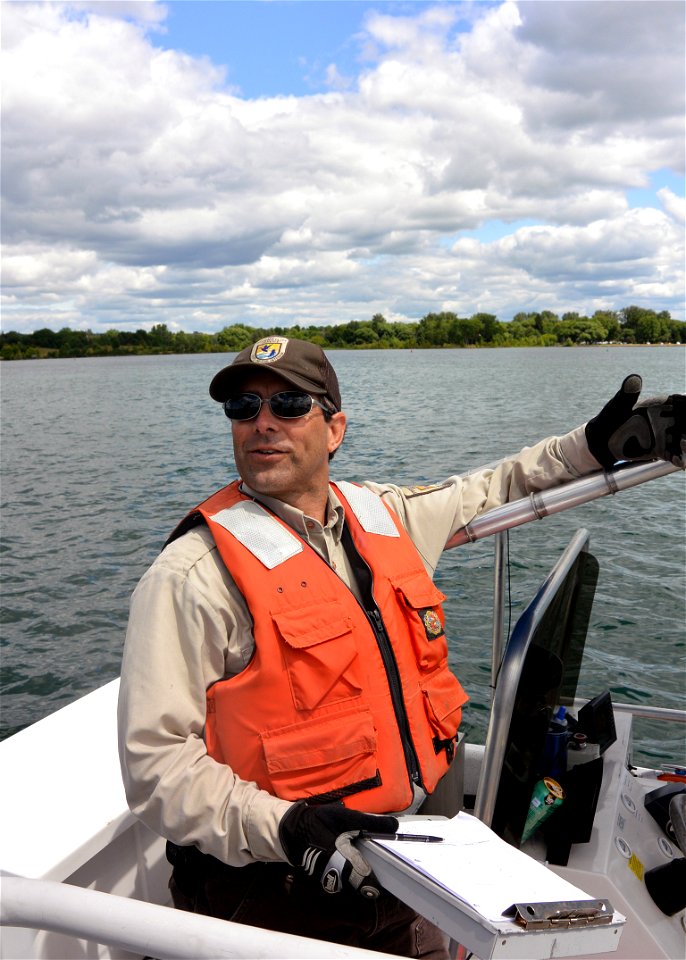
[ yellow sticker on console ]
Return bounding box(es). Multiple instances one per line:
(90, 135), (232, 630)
(628, 853), (644, 881)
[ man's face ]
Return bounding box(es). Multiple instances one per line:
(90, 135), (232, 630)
(231, 370), (346, 519)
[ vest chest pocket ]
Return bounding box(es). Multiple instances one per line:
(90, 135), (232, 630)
(393, 572), (449, 671)
(272, 601), (363, 711)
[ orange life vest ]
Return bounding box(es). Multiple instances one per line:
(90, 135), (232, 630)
(183, 480), (468, 813)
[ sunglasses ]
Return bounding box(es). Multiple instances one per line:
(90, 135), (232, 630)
(223, 390), (332, 421)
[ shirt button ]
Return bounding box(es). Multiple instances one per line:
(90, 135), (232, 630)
(332, 561), (337, 570)
(306, 521), (315, 530)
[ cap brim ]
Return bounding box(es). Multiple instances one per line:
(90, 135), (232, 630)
(209, 361), (328, 402)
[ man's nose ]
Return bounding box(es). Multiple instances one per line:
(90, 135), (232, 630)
(251, 400), (279, 429)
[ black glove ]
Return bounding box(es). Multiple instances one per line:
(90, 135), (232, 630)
(279, 801), (398, 897)
(585, 374), (686, 468)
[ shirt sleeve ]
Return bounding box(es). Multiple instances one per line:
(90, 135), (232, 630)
(117, 526), (292, 866)
(364, 425), (600, 574)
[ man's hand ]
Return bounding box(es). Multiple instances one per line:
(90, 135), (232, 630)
(585, 374), (685, 468)
(279, 801), (398, 897)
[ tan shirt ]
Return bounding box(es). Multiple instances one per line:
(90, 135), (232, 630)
(117, 426), (600, 866)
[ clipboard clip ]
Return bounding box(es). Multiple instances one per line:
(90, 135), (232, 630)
(504, 899), (614, 930)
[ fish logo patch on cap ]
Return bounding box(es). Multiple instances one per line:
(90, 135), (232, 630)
(251, 337), (289, 363)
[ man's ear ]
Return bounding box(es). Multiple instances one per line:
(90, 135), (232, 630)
(328, 412), (347, 455)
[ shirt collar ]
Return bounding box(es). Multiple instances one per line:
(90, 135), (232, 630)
(239, 482), (345, 543)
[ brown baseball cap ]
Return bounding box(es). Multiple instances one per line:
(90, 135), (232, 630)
(209, 336), (341, 411)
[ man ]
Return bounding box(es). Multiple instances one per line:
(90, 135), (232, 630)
(118, 337), (684, 958)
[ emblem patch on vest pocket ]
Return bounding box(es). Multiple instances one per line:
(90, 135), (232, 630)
(419, 608), (444, 640)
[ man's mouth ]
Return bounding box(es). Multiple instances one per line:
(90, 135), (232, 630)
(247, 447), (287, 459)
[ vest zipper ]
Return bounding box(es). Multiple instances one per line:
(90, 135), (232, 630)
(336, 524), (424, 795)
(366, 606), (423, 790)
(300, 522), (424, 796)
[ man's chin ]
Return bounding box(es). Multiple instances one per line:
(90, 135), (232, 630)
(241, 470), (287, 498)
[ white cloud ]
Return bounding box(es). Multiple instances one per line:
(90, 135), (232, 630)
(659, 187), (686, 224)
(1, 0), (684, 334)
(447, 208), (684, 315)
(324, 63), (353, 91)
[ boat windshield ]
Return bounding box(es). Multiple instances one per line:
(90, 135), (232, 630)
(478, 530), (599, 846)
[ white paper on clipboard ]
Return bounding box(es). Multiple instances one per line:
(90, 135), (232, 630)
(369, 812), (595, 924)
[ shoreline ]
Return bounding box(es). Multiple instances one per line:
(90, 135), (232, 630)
(1, 341), (683, 362)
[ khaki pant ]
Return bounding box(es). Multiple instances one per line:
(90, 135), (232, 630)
(169, 851), (449, 959)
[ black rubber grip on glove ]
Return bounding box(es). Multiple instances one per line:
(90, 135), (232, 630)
(279, 801), (398, 894)
(585, 374), (643, 468)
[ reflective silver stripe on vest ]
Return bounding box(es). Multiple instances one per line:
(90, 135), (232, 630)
(335, 481), (400, 538)
(210, 501), (303, 569)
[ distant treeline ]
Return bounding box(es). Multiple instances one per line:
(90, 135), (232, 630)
(1, 306), (684, 360)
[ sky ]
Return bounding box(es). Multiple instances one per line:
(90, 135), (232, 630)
(1, 0), (685, 335)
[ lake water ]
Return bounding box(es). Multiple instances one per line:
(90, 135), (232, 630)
(1, 346), (684, 765)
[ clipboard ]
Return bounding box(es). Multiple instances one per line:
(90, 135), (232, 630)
(359, 813), (625, 959)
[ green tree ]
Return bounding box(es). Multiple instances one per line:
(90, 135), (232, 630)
(371, 314), (387, 335)
(148, 324), (173, 349)
(539, 310), (560, 334)
(448, 316), (482, 346)
(591, 311), (621, 341)
(667, 317), (686, 343)
(57, 328), (91, 357)
(635, 312), (672, 343)
(619, 306), (670, 343)
(555, 317), (607, 344)
(31, 328), (60, 349)
(215, 324), (255, 352)
(471, 313), (499, 342)
(335, 321), (379, 346)
(417, 312), (455, 346)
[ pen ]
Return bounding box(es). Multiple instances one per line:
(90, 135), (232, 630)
(359, 831), (443, 843)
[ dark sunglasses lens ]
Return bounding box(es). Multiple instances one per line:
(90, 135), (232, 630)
(270, 392), (314, 418)
(223, 394), (262, 420)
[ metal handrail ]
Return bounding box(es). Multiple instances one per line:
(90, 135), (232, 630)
(446, 459), (680, 548)
(446, 458), (682, 696)
(611, 702), (686, 724)
(0, 875), (397, 960)
(474, 529), (592, 827)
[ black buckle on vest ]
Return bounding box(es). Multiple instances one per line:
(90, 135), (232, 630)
(433, 736), (455, 763)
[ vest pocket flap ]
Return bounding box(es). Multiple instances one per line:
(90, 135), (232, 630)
(421, 668), (469, 740)
(394, 572), (446, 609)
(272, 601), (354, 650)
(261, 709), (378, 800)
